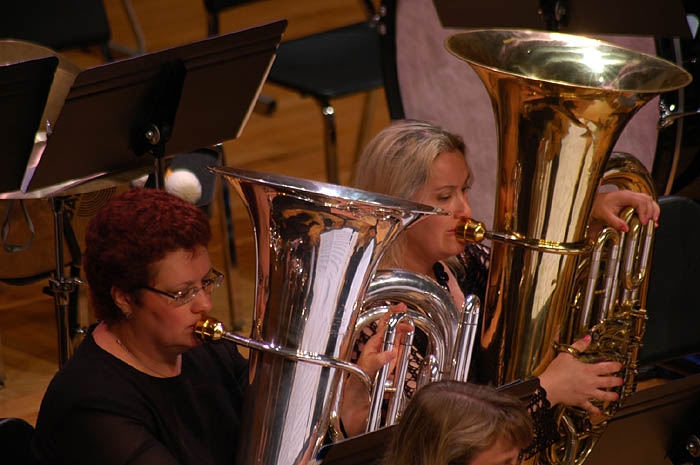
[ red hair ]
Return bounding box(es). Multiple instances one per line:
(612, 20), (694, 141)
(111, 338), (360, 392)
(84, 188), (211, 323)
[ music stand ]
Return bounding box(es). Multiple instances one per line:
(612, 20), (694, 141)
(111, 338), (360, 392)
(0, 56), (56, 193)
(432, 0), (692, 38)
(0, 19), (286, 366)
(585, 374), (700, 465)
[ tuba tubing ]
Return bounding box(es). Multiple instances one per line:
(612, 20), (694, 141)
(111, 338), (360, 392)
(445, 29), (691, 465)
(211, 166), (442, 465)
(366, 311), (414, 432)
(194, 318), (372, 391)
(347, 270), (481, 432)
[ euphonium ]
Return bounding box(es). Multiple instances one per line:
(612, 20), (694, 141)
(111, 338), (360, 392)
(349, 269), (481, 431)
(445, 29), (691, 464)
(204, 167), (441, 465)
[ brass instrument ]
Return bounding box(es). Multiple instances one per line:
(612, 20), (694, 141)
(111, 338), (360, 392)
(446, 29), (691, 464)
(350, 269), (481, 431)
(206, 167), (442, 465)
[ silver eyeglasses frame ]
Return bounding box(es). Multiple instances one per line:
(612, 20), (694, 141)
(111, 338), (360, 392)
(142, 269), (224, 307)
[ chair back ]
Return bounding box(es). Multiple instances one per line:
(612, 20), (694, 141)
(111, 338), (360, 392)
(640, 195), (700, 364)
(0, 1), (111, 52)
(0, 417), (35, 465)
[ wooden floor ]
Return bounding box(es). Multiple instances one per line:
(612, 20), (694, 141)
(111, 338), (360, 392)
(0, 0), (390, 425)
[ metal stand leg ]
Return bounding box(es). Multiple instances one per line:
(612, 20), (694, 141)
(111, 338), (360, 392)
(320, 101), (339, 184)
(108, 0), (147, 57)
(354, 89), (379, 166)
(48, 197), (82, 367)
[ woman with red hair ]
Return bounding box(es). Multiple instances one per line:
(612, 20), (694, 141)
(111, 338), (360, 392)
(30, 188), (380, 465)
(31, 188), (240, 465)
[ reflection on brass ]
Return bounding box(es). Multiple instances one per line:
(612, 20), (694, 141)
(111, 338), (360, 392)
(194, 317), (225, 342)
(456, 217), (487, 243)
(446, 30), (691, 465)
(211, 167), (439, 465)
(352, 270), (481, 433)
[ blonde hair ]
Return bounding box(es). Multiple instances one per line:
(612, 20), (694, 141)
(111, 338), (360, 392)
(381, 381), (533, 465)
(352, 119), (470, 268)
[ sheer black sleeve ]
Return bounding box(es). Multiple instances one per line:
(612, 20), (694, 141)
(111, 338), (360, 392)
(520, 385), (561, 459)
(449, 242), (490, 302)
(52, 409), (180, 465)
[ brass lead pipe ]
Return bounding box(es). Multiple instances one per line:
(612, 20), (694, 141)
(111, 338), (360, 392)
(455, 218), (592, 255)
(194, 318), (373, 391)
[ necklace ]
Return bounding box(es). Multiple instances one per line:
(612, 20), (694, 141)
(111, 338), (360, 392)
(432, 262), (450, 290)
(114, 335), (176, 378)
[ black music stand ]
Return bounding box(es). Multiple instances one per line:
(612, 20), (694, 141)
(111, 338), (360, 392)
(0, 19), (286, 367)
(585, 374), (700, 465)
(0, 56), (57, 194)
(432, 0), (692, 38)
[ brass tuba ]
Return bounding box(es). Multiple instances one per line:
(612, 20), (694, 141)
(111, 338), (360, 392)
(203, 167), (442, 465)
(445, 29), (691, 464)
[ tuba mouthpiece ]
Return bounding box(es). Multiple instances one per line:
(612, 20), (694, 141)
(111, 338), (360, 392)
(455, 217), (487, 244)
(194, 318), (225, 342)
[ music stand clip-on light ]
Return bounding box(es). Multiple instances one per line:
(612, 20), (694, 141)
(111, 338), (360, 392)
(0, 19), (286, 367)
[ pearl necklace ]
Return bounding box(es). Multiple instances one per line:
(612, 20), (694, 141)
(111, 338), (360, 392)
(114, 335), (176, 378)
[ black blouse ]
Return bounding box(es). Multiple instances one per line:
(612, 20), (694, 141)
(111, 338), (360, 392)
(31, 326), (248, 465)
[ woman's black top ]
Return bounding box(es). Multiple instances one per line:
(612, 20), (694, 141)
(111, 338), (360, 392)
(31, 326), (248, 465)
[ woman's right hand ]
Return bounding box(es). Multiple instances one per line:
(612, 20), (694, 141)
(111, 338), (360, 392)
(538, 335), (623, 417)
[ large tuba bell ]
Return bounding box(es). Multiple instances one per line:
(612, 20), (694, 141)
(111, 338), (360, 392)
(445, 29), (691, 464)
(204, 167), (441, 465)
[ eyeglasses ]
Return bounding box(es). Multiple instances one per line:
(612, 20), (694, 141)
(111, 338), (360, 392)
(142, 269), (224, 307)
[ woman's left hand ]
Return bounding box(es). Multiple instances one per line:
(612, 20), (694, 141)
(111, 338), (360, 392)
(339, 304), (413, 437)
(591, 190), (660, 232)
(538, 335), (623, 417)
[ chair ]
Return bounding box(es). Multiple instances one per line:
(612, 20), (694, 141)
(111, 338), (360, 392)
(0, 417), (35, 465)
(0, 0), (114, 61)
(639, 195), (700, 373)
(203, 0), (385, 184)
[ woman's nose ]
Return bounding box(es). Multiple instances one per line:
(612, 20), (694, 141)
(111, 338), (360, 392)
(192, 290), (213, 315)
(453, 194), (472, 218)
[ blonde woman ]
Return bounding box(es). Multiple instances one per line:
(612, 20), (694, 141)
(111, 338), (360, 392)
(381, 381), (532, 465)
(347, 119), (659, 446)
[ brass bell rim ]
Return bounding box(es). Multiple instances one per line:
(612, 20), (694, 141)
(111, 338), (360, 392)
(0, 39), (80, 73)
(210, 165), (446, 216)
(445, 28), (693, 94)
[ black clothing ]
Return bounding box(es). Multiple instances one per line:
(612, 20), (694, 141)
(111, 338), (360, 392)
(31, 327), (248, 465)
